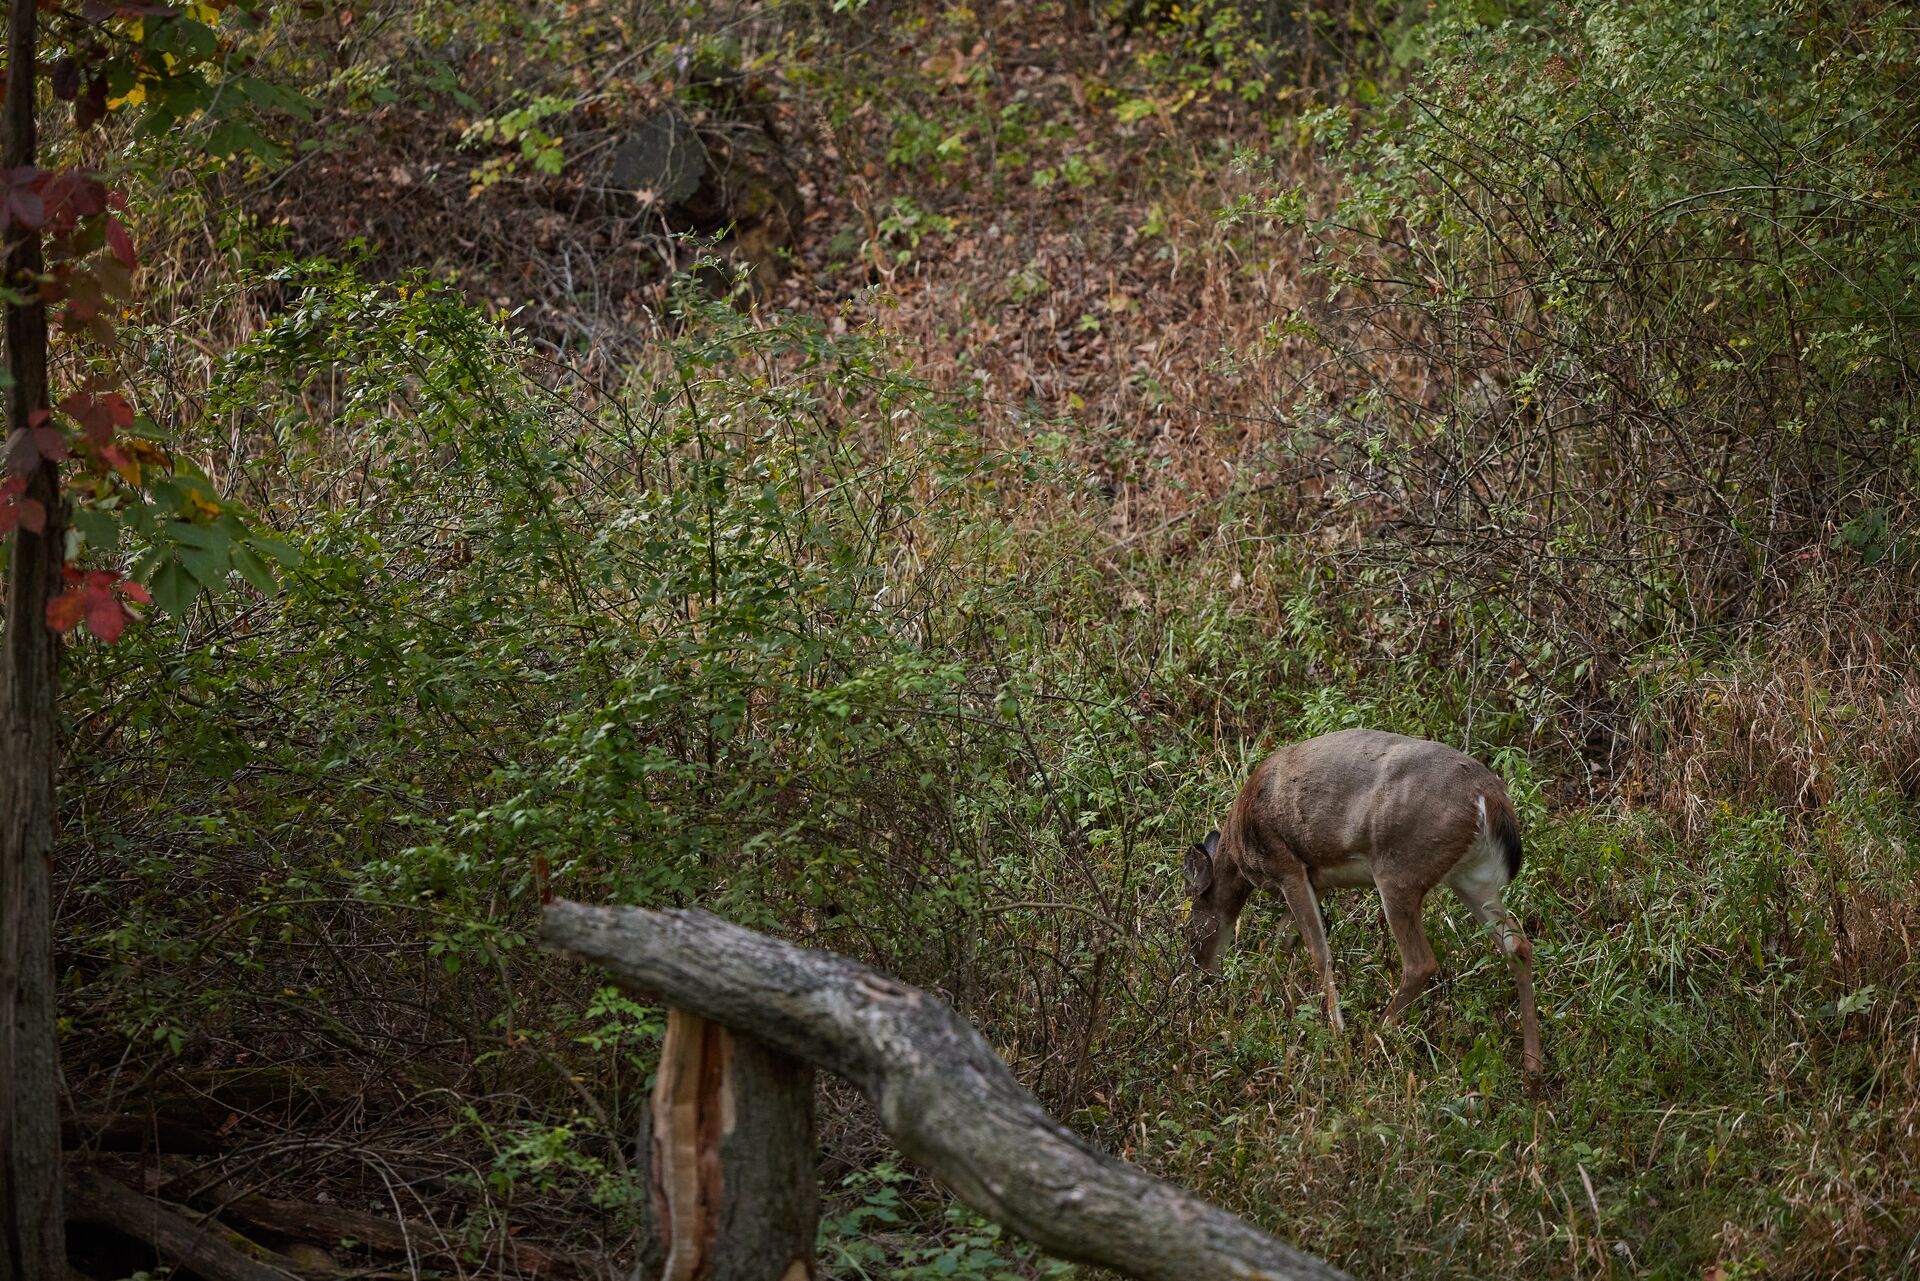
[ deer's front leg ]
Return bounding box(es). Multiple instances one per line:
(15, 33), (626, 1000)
(1276, 866), (1343, 1032)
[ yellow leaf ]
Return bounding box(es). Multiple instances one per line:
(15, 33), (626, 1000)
(182, 490), (222, 523)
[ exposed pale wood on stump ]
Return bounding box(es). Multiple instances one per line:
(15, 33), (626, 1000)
(652, 1009), (816, 1281)
(542, 901), (1348, 1281)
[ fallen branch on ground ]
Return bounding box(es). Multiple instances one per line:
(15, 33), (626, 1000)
(541, 900), (1350, 1281)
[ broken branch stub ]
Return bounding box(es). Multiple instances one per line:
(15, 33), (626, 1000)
(540, 901), (1350, 1281)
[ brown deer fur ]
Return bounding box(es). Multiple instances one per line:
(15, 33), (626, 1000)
(1183, 728), (1542, 1081)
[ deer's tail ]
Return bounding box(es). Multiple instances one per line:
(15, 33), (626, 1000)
(1479, 791), (1524, 881)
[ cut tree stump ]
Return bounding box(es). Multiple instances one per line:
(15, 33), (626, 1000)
(651, 1009), (816, 1281)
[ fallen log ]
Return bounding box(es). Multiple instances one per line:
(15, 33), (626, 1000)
(71, 1155), (613, 1281)
(541, 900), (1349, 1281)
(63, 1109), (226, 1156)
(208, 1193), (608, 1280)
(65, 1169), (301, 1281)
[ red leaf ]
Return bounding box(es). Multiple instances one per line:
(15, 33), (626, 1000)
(82, 2), (173, 17)
(84, 583), (127, 643)
(118, 579), (151, 605)
(100, 444), (141, 484)
(30, 425), (68, 461)
(0, 481), (35, 534)
(45, 589), (86, 634)
(58, 391), (125, 444)
(9, 187), (44, 229)
(106, 216), (137, 268)
(42, 173), (106, 221)
(76, 79), (108, 131)
(50, 57), (79, 102)
(47, 571), (140, 643)
(6, 427), (42, 474)
(33, 172), (107, 236)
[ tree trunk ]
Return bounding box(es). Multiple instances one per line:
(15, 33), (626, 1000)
(1, 0), (66, 1274)
(650, 1009), (816, 1281)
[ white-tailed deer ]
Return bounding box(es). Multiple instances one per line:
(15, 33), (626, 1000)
(1183, 728), (1542, 1080)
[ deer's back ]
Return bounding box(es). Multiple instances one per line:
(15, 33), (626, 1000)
(1237, 728), (1507, 884)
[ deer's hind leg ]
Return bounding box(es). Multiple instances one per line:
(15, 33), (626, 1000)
(1378, 881), (1440, 1019)
(1449, 872), (1543, 1082)
(1275, 865), (1344, 1033)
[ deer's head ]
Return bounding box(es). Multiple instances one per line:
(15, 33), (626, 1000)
(1182, 829), (1230, 972)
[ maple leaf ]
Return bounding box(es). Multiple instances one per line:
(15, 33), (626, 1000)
(76, 78), (109, 131)
(31, 420), (69, 462)
(50, 57), (80, 102)
(45, 590), (86, 634)
(84, 581), (128, 642)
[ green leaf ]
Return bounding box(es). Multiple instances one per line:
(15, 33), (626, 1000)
(168, 520), (230, 551)
(149, 557), (197, 618)
(170, 521), (233, 587)
(231, 75), (316, 120)
(231, 543), (279, 596)
(247, 533), (304, 567)
(146, 17), (218, 61)
(178, 540), (231, 589)
(205, 121), (284, 162)
(71, 506), (120, 552)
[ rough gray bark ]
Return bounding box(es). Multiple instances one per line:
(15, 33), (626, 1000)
(651, 1011), (816, 1281)
(541, 901), (1349, 1281)
(1, 0), (66, 1274)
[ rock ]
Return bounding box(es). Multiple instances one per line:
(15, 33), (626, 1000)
(610, 111), (709, 206)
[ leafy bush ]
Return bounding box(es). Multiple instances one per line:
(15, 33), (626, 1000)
(1241, 0), (1919, 769)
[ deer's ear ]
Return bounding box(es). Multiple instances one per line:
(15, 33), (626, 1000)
(1203, 829), (1220, 858)
(1183, 841), (1215, 897)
